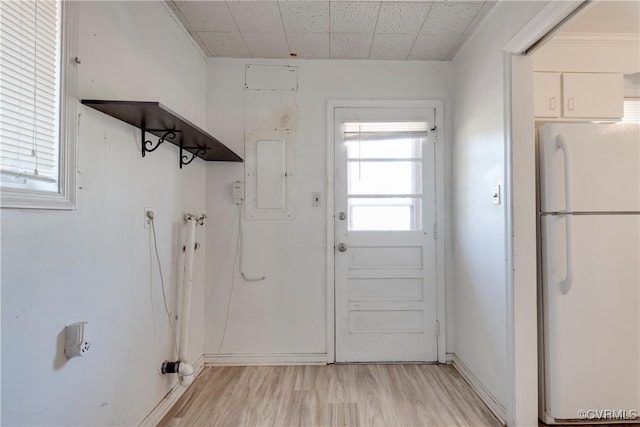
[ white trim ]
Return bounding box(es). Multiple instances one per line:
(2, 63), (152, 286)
(546, 32), (640, 48)
(1, 1), (79, 210)
(326, 99), (447, 365)
(193, 353), (205, 375)
(445, 352), (454, 364)
(503, 1), (587, 54)
(503, 51), (517, 427)
(326, 102), (336, 364)
(162, 1), (207, 60)
(137, 354), (205, 427)
(204, 353), (327, 366)
(433, 107), (447, 364)
(450, 353), (507, 426)
(503, 3), (585, 427)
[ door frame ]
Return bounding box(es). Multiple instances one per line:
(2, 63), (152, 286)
(326, 99), (446, 364)
(503, 2), (588, 425)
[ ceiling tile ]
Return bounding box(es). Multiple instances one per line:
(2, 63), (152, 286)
(421, 2), (483, 34)
(280, 2), (330, 33)
(174, 2), (237, 32)
(370, 33), (415, 60)
(198, 31), (251, 57)
(408, 33), (448, 60)
(166, 1), (187, 24)
(243, 32), (290, 58)
(287, 33), (330, 59)
(375, 2), (432, 34)
(330, 33), (373, 59)
(167, 0), (494, 60)
(227, 1), (284, 33)
(330, 2), (381, 33)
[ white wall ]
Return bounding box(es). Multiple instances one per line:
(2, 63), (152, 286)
(533, 41), (640, 74)
(451, 0), (548, 414)
(1, 2), (208, 425)
(203, 59), (453, 358)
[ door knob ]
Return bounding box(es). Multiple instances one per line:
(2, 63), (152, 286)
(338, 212), (346, 220)
(337, 243), (347, 252)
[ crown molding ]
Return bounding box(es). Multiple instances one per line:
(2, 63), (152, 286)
(548, 32), (640, 48)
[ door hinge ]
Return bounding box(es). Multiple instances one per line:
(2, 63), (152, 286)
(436, 320), (440, 336)
(432, 129), (438, 144)
(433, 223), (439, 240)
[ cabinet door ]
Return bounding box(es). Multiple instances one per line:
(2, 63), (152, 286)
(534, 72), (561, 118)
(562, 73), (623, 119)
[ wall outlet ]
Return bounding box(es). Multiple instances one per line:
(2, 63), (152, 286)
(312, 192), (321, 207)
(144, 207), (154, 229)
(64, 321), (90, 359)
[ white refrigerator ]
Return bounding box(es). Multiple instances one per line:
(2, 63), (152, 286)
(538, 122), (640, 424)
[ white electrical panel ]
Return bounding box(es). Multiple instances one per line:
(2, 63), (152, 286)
(245, 130), (295, 220)
(256, 139), (286, 210)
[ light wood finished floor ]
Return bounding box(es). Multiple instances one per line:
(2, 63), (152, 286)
(158, 364), (502, 427)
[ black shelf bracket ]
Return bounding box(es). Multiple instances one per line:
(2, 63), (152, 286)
(80, 100), (243, 167)
(141, 127), (182, 158)
(180, 142), (207, 169)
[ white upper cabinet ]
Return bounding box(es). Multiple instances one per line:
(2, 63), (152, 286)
(562, 73), (623, 119)
(534, 72), (561, 118)
(534, 72), (624, 120)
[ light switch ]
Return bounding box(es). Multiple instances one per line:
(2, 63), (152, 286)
(492, 185), (501, 205)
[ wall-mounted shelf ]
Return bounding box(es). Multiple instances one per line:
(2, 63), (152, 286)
(81, 100), (242, 167)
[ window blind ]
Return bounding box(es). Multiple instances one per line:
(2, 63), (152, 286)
(0, 0), (60, 181)
(622, 99), (640, 123)
(343, 121), (429, 142)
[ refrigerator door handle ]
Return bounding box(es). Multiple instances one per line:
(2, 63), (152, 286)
(557, 134), (573, 294)
(560, 215), (573, 294)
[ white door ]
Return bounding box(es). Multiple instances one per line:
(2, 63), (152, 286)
(334, 107), (439, 362)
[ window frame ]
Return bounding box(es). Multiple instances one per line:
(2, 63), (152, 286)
(344, 122), (427, 231)
(1, 1), (79, 210)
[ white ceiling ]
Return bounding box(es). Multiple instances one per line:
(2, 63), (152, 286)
(166, 1), (496, 61)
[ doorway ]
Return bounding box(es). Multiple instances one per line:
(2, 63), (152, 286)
(330, 102), (444, 362)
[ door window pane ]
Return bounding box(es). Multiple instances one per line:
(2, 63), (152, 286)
(344, 121), (426, 231)
(348, 198), (422, 231)
(346, 137), (423, 159)
(348, 161), (421, 195)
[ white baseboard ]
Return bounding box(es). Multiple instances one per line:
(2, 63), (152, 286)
(204, 352), (328, 366)
(449, 353), (507, 426)
(138, 354), (205, 427)
(192, 353), (205, 376)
